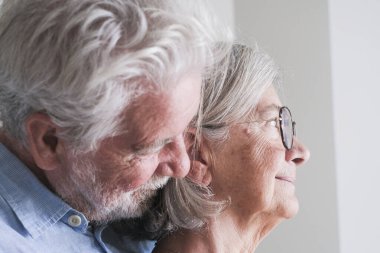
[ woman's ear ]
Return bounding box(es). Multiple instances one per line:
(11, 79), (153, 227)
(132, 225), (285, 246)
(185, 128), (212, 186)
(25, 113), (65, 171)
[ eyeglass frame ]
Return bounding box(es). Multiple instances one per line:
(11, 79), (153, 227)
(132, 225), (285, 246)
(277, 106), (296, 150)
(201, 106), (296, 150)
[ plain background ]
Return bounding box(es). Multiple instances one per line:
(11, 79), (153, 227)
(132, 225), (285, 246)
(209, 0), (380, 253)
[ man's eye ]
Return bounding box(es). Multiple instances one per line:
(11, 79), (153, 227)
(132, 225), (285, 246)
(133, 138), (174, 157)
(135, 146), (162, 157)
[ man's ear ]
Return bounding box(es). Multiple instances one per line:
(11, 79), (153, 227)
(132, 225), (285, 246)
(25, 113), (64, 171)
(185, 128), (212, 186)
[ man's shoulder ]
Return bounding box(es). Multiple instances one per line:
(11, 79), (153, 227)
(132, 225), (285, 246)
(0, 191), (28, 236)
(0, 219), (39, 253)
(0, 195), (43, 253)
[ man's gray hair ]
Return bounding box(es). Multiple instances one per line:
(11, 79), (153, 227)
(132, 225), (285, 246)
(117, 44), (282, 239)
(0, 0), (228, 152)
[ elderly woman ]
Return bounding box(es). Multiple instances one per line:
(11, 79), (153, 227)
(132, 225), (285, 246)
(115, 43), (310, 252)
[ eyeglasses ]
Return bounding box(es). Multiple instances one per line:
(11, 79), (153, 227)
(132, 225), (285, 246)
(201, 106), (296, 150)
(246, 106), (296, 150)
(278, 106), (296, 150)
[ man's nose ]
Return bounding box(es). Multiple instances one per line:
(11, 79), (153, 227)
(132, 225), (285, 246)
(286, 137), (311, 166)
(156, 134), (191, 178)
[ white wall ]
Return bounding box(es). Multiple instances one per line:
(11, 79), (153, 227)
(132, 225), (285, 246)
(329, 1), (380, 253)
(207, 0), (235, 32)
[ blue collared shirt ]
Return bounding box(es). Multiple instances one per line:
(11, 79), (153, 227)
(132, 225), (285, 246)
(0, 144), (155, 253)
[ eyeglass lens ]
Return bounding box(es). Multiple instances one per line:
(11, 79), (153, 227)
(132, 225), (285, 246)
(279, 107), (294, 150)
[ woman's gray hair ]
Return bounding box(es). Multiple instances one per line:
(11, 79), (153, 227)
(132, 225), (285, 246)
(117, 43), (282, 240)
(0, 0), (229, 152)
(201, 43), (282, 144)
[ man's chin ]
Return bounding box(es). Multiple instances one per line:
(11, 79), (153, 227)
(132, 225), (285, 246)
(118, 176), (169, 218)
(62, 174), (170, 223)
(92, 182), (166, 223)
(121, 189), (158, 218)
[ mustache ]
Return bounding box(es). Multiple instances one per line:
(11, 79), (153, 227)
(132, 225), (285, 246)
(134, 175), (170, 192)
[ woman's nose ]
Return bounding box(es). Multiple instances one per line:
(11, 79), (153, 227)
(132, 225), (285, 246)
(286, 137), (310, 166)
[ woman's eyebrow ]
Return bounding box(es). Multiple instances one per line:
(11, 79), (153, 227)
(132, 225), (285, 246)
(256, 104), (281, 117)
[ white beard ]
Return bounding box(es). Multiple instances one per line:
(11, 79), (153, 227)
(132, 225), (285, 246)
(52, 152), (169, 223)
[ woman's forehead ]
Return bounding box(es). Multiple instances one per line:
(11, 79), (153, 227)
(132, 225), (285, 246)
(256, 104), (281, 115)
(258, 86), (281, 105)
(252, 87), (282, 116)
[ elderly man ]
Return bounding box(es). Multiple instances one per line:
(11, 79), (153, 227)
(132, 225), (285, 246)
(0, 0), (227, 252)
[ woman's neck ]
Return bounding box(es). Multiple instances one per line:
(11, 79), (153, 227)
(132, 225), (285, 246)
(154, 210), (282, 253)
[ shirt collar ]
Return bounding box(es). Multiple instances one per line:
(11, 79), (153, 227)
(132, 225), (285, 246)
(0, 143), (83, 238)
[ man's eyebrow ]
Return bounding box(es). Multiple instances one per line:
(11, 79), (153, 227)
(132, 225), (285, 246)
(134, 137), (173, 152)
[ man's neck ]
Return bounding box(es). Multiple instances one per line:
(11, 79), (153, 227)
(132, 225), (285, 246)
(0, 132), (51, 189)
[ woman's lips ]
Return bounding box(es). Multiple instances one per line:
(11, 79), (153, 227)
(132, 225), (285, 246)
(275, 176), (296, 184)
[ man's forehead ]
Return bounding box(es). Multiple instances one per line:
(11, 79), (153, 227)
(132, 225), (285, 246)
(117, 93), (168, 133)
(120, 72), (201, 142)
(127, 91), (169, 116)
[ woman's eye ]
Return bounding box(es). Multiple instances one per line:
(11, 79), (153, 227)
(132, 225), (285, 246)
(266, 118), (278, 128)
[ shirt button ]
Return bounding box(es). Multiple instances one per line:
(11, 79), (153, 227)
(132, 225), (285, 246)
(68, 215), (82, 227)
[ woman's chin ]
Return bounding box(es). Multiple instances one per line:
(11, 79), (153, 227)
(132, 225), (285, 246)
(279, 198), (299, 219)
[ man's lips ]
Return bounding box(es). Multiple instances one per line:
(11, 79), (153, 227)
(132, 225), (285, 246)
(275, 176), (296, 184)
